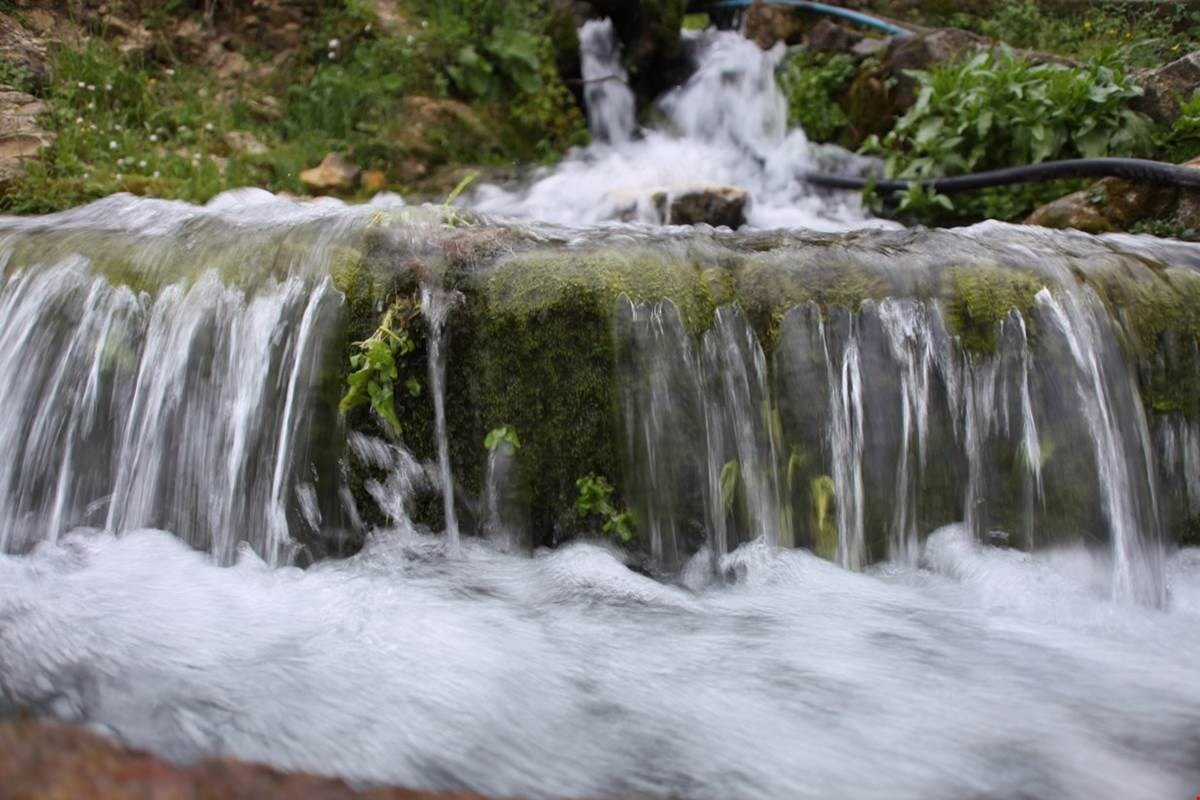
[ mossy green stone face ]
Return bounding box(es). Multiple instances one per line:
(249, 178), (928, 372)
(940, 265), (1045, 356)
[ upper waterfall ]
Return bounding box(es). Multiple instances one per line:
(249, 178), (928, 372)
(472, 26), (882, 231)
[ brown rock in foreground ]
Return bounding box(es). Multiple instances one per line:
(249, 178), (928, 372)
(0, 719), (492, 800)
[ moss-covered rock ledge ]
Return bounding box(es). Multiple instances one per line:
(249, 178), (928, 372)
(318, 218), (1200, 555)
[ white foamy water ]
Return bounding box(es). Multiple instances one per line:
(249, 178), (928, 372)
(472, 28), (883, 231)
(0, 526), (1197, 799)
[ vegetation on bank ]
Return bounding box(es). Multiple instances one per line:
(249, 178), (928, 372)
(0, 0), (587, 213)
(775, 1), (1200, 228)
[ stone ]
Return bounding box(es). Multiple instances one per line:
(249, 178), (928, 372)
(225, 130), (269, 156)
(0, 13), (49, 88)
(361, 169), (388, 193)
(0, 718), (488, 799)
(743, 0), (808, 49)
(1024, 189), (1116, 234)
(301, 153), (360, 195)
(0, 85), (53, 188)
(1134, 51), (1200, 126)
(883, 28), (988, 109)
(1025, 158), (1200, 234)
(667, 185), (749, 229)
(807, 19), (863, 55)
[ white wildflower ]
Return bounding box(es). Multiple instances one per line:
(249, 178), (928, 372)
(328, 38), (340, 49)
(149, 134), (158, 142)
(108, 140), (118, 150)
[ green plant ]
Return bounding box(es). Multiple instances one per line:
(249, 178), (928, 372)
(1158, 89), (1200, 164)
(484, 425), (521, 450)
(0, 56), (32, 92)
(340, 297), (421, 435)
(864, 48), (1154, 223)
(776, 49), (857, 143)
(575, 474), (633, 544)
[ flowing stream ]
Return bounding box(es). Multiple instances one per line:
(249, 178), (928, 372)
(0, 18), (1198, 800)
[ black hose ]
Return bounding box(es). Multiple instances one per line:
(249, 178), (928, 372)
(805, 158), (1200, 195)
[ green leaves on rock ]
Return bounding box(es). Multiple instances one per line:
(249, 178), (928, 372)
(340, 297), (420, 435)
(575, 474), (633, 544)
(484, 425), (521, 451)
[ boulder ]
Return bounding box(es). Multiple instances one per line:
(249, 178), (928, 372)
(0, 13), (49, 88)
(807, 19), (863, 55)
(0, 85), (53, 188)
(882, 28), (987, 108)
(1026, 158), (1200, 234)
(744, 0), (809, 49)
(0, 718), (488, 799)
(301, 152), (360, 195)
(1134, 51), (1200, 126)
(666, 185), (749, 228)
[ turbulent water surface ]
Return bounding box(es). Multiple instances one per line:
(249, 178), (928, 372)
(0, 528), (1197, 799)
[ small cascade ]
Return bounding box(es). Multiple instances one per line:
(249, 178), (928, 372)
(878, 299), (938, 564)
(1037, 289), (1166, 607)
(579, 19), (636, 145)
(701, 307), (786, 550)
(472, 29), (880, 230)
(822, 309), (866, 569)
(481, 442), (526, 554)
(421, 284), (460, 550)
(0, 260), (339, 566)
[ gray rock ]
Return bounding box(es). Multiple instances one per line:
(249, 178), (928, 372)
(1134, 51), (1200, 125)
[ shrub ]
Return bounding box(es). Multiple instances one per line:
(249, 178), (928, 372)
(776, 49), (858, 144)
(865, 48), (1154, 223)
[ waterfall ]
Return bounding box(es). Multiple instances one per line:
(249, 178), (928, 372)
(1037, 289), (1167, 607)
(579, 19), (636, 145)
(421, 284), (460, 550)
(0, 259), (339, 566)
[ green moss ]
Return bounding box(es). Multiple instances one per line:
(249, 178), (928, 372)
(1089, 266), (1200, 419)
(733, 258), (889, 348)
(940, 265), (1044, 355)
(484, 248), (721, 333)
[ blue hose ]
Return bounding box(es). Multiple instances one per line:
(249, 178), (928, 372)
(696, 0), (912, 37)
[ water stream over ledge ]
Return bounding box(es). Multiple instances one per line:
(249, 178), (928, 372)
(1, 17), (1199, 799)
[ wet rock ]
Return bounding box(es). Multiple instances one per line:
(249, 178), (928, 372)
(0, 85), (53, 188)
(744, 0), (809, 49)
(301, 153), (361, 195)
(0, 13), (49, 88)
(665, 185), (749, 228)
(0, 718), (488, 799)
(1133, 51), (1200, 125)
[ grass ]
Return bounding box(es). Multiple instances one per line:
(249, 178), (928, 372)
(898, 0), (1200, 68)
(1, 0), (587, 213)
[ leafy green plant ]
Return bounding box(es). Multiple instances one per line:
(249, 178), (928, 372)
(484, 425), (521, 450)
(864, 48), (1154, 223)
(776, 49), (858, 143)
(1157, 89), (1200, 164)
(340, 297), (420, 435)
(575, 474), (633, 544)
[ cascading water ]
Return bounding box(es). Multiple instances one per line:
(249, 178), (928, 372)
(421, 283), (460, 550)
(473, 25), (882, 230)
(0, 20), (1198, 800)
